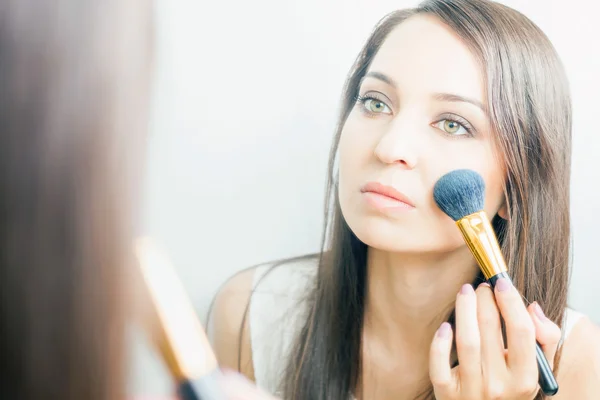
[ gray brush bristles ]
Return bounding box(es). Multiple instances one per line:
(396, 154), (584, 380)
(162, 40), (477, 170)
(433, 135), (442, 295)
(433, 169), (485, 221)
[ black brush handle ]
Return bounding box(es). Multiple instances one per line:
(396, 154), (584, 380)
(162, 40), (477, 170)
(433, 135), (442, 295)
(177, 370), (227, 400)
(488, 272), (559, 397)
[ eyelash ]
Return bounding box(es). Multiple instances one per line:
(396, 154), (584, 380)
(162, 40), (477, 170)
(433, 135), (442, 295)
(435, 113), (475, 137)
(355, 94), (389, 117)
(354, 94), (476, 137)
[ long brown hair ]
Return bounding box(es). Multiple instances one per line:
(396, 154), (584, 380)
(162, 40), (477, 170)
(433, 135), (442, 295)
(280, 0), (572, 399)
(0, 1), (152, 399)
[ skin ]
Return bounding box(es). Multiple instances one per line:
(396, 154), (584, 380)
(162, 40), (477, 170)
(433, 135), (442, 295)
(209, 14), (600, 400)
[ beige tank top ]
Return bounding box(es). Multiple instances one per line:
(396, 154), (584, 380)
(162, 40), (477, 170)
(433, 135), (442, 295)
(248, 257), (585, 396)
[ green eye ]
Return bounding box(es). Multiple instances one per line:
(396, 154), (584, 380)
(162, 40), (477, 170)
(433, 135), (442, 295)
(358, 96), (392, 115)
(444, 120), (460, 134)
(435, 119), (469, 136)
(366, 99), (389, 114)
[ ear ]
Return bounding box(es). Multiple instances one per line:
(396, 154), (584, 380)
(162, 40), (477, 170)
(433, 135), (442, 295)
(497, 202), (508, 220)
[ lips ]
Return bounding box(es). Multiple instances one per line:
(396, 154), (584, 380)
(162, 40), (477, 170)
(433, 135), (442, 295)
(360, 182), (415, 207)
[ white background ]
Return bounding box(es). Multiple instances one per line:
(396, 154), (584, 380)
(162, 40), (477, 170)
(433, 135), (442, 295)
(130, 0), (600, 395)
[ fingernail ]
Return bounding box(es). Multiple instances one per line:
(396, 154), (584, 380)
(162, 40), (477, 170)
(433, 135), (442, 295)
(460, 283), (474, 295)
(478, 282), (491, 289)
(534, 302), (548, 322)
(437, 322), (452, 339)
(495, 278), (511, 292)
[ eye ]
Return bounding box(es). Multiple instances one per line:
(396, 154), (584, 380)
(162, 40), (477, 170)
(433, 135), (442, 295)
(434, 118), (470, 136)
(364, 98), (391, 114)
(356, 95), (392, 115)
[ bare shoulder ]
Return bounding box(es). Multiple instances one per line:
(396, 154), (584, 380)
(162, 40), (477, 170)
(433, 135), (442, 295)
(206, 255), (318, 385)
(554, 315), (600, 399)
(206, 267), (258, 381)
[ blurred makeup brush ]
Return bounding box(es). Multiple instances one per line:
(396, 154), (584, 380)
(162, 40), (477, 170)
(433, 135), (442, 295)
(433, 169), (559, 397)
(134, 237), (226, 400)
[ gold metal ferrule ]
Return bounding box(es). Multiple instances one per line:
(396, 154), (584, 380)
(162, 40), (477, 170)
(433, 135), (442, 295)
(456, 211), (508, 280)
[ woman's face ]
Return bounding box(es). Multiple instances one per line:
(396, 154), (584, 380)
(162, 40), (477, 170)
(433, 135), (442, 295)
(338, 15), (506, 254)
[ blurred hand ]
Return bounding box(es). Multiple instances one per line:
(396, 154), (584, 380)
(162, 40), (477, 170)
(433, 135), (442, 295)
(131, 371), (279, 400)
(217, 369), (280, 400)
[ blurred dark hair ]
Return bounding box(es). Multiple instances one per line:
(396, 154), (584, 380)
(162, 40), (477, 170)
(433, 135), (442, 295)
(0, 1), (152, 398)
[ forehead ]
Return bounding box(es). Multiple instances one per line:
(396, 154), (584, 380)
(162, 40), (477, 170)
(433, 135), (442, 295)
(367, 15), (485, 102)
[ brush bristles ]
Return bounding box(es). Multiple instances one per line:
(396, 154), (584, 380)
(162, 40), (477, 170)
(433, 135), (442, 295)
(433, 169), (485, 221)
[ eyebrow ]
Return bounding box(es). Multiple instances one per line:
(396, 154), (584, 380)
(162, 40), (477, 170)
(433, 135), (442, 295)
(362, 71), (488, 115)
(363, 71), (398, 88)
(432, 93), (488, 115)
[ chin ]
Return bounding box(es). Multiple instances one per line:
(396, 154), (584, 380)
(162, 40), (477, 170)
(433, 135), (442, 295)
(344, 212), (464, 254)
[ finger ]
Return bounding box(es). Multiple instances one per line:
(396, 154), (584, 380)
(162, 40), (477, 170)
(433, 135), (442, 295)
(455, 283), (482, 395)
(476, 283), (507, 381)
(493, 278), (537, 381)
(527, 302), (562, 369)
(429, 322), (457, 398)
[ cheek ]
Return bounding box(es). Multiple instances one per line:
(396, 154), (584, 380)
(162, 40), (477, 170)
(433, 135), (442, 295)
(482, 167), (506, 216)
(471, 145), (506, 216)
(425, 141), (505, 215)
(338, 114), (377, 187)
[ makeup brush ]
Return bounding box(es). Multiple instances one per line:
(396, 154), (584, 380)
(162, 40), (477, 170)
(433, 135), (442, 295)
(433, 169), (559, 397)
(134, 237), (226, 400)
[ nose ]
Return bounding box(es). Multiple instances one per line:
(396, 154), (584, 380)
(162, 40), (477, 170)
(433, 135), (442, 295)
(373, 112), (421, 169)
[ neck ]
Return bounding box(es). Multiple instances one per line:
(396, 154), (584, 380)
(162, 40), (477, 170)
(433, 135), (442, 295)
(363, 247), (480, 355)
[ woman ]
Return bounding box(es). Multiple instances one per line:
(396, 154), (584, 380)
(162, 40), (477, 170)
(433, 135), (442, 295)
(209, 0), (600, 399)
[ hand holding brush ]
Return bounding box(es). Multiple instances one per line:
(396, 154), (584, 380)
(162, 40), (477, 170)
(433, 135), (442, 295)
(429, 169), (560, 398)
